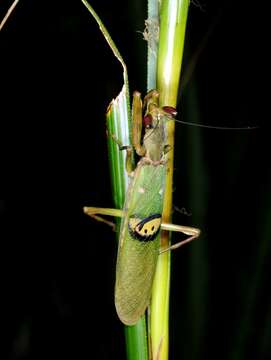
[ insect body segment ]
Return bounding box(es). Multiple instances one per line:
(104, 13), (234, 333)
(132, 89), (175, 163)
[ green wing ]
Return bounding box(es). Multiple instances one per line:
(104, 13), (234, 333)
(115, 162), (166, 325)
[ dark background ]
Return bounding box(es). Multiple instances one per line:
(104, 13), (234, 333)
(1, 0), (269, 359)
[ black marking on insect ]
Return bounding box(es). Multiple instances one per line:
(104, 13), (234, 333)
(128, 213), (162, 242)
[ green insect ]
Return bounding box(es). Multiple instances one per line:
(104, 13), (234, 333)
(84, 89), (200, 325)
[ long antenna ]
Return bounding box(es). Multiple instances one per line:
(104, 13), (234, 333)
(174, 118), (258, 130)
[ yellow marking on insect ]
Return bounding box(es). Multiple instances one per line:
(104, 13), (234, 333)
(128, 217), (141, 230)
(128, 214), (162, 241)
(137, 217), (161, 236)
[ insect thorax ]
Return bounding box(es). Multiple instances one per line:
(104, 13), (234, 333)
(143, 102), (168, 157)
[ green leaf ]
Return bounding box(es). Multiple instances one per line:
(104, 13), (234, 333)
(81, 1), (148, 359)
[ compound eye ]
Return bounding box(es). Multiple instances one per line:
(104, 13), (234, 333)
(143, 114), (153, 129)
(162, 106), (178, 118)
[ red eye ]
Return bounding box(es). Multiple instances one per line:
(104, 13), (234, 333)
(162, 106), (177, 118)
(144, 114), (153, 128)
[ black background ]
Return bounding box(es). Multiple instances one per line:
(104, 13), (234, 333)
(1, 0), (269, 359)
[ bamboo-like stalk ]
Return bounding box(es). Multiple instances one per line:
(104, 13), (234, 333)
(150, 1), (190, 359)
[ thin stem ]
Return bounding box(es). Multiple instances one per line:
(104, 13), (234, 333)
(151, 1), (190, 359)
(0, 0), (20, 31)
(146, 0), (160, 91)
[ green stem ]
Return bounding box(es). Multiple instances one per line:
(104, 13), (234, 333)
(146, 0), (159, 91)
(157, 0), (189, 105)
(151, 1), (190, 359)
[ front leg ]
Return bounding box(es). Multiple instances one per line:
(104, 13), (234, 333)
(132, 91), (146, 157)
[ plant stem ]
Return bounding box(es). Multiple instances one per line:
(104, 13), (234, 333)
(151, 1), (190, 359)
(146, 0), (160, 91)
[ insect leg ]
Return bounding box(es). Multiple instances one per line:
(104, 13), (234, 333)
(159, 223), (201, 253)
(83, 207), (124, 230)
(132, 91), (146, 156)
(107, 132), (134, 174)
